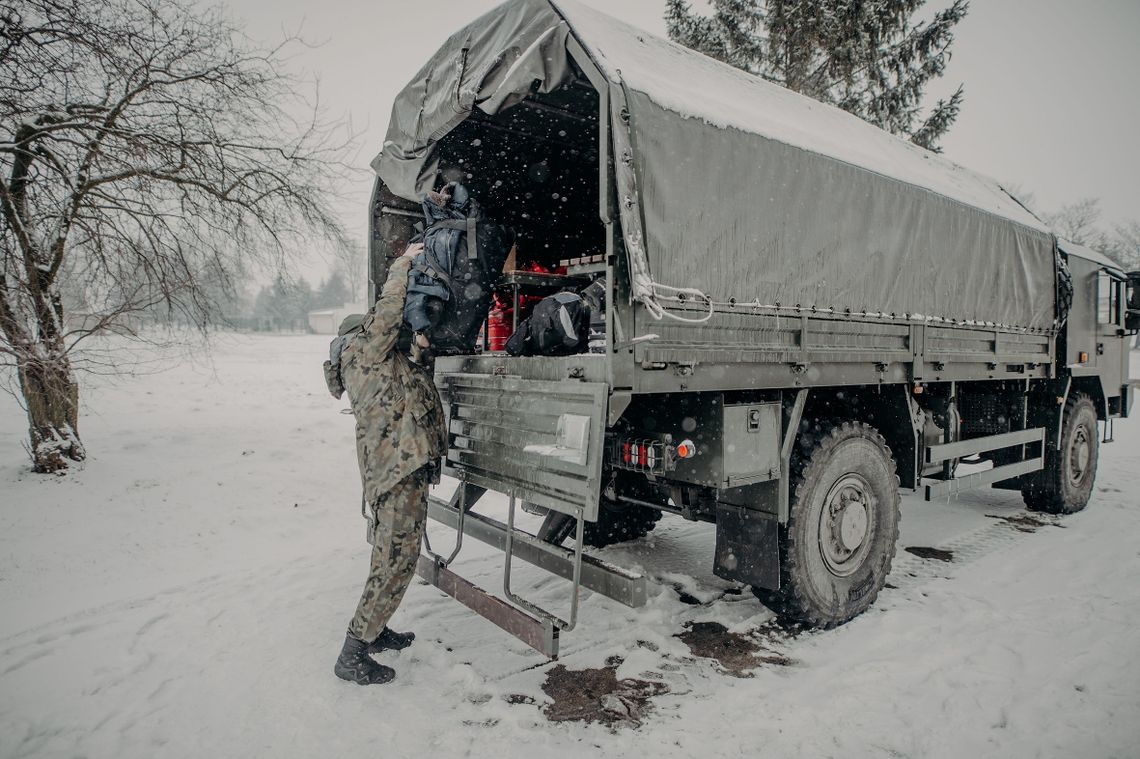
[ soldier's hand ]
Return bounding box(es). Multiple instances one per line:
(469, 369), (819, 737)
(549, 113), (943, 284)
(402, 242), (424, 259)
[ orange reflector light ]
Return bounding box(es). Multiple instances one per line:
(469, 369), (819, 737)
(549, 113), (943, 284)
(1079, 351), (1089, 364)
(676, 439), (696, 459)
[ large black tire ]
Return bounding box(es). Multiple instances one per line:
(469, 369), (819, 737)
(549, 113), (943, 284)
(537, 500), (662, 548)
(1022, 393), (1099, 514)
(753, 421), (901, 629)
(584, 501), (662, 547)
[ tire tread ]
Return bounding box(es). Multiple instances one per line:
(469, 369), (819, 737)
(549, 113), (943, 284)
(1022, 393), (1098, 515)
(755, 420), (901, 628)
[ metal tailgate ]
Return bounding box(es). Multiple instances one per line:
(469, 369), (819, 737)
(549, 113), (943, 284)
(439, 373), (607, 521)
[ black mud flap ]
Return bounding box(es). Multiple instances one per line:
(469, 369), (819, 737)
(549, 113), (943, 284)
(713, 504), (780, 591)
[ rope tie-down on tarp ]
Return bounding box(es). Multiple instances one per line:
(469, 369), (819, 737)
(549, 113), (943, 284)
(641, 282), (715, 323)
(638, 294), (1059, 333)
(617, 219), (715, 324)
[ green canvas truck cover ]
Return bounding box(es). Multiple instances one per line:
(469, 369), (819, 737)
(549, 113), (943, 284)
(372, 0), (1057, 332)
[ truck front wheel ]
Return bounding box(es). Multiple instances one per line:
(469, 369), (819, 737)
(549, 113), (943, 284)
(1022, 393), (1099, 514)
(754, 421), (901, 628)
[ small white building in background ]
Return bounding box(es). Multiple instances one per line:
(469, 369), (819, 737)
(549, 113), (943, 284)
(308, 303), (366, 334)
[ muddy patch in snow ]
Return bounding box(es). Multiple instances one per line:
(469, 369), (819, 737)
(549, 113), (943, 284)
(668, 582), (747, 607)
(675, 621), (796, 677)
(905, 546), (954, 562)
(986, 512), (1065, 533)
(539, 656), (669, 729)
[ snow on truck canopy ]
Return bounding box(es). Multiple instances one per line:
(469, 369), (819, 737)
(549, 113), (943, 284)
(374, 0), (1058, 331)
(1059, 239), (1126, 274)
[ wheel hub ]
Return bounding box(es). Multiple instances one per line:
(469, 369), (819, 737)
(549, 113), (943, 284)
(818, 473), (876, 577)
(839, 501), (869, 550)
(1067, 425), (1091, 487)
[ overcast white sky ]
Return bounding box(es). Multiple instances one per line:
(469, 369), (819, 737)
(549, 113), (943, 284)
(226, 0), (1140, 271)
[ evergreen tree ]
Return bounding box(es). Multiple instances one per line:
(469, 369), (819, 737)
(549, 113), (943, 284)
(252, 285), (276, 329)
(315, 269), (351, 309)
(665, 0), (968, 151)
(286, 277), (313, 329)
(252, 275), (312, 330)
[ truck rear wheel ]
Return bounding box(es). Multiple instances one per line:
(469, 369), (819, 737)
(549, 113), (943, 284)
(1022, 393), (1099, 514)
(536, 500), (662, 548)
(583, 500), (662, 547)
(753, 421), (900, 628)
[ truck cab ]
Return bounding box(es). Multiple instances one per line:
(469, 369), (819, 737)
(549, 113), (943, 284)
(1059, 240), (1135, 420)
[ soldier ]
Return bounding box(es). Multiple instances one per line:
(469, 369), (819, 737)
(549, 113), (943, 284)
(334, 242), (446, 685)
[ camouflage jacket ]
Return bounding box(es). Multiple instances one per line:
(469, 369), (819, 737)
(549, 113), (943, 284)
(341, 255), (446, 503)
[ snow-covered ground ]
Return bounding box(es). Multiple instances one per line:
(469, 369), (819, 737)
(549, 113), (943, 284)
(1, 335), (1138, 758)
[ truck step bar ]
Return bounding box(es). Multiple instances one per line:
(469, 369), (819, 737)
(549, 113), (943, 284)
(415, 493), (649, 658)
(925, 428), (1044, 464)
(922, 427), (1045, 500)
(416, 555), (560, 657)
(424, 496), (648, 607)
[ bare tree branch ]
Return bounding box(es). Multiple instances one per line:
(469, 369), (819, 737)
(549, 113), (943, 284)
(0, 0), (358, 472)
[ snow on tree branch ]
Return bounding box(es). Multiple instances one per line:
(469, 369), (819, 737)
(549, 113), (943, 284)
(665, 0), (969, 151)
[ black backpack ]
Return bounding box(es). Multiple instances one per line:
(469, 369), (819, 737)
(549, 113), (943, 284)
(404, 183), (513, 355)
(505, 291), (592, 356)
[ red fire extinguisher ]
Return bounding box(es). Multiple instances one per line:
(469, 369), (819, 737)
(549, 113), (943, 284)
(486, 301), (511, 352)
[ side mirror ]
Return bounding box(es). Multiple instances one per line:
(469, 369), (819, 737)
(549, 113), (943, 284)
(1127, 271), (1140, 333)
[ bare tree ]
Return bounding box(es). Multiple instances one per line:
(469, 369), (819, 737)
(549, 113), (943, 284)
(1042, 198), (1140, 271)
(1107, 221), (1140, 271)
(1042, 198), (1109, 249)
(1, 0), (351, 472)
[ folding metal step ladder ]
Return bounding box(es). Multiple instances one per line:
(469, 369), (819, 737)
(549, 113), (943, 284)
(416, 476), (647, 658)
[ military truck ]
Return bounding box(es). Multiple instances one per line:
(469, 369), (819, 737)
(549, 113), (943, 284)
(367, 0), (1138, 656)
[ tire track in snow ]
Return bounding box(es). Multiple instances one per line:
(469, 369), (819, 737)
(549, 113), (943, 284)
(0, 647), (50, 677)
(886, 510), (1058, 592)
(0, 545), (343, 654)
(0, 549), (354, 758)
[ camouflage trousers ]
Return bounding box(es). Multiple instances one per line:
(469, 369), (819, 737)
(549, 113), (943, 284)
(347, 469), (429, 643)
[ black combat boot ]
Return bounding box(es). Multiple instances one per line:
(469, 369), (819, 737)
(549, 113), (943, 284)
(334, 633), (395, 685)
(367, 627), (415, 653)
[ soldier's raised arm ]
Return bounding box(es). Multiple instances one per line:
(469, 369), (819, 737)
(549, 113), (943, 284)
(359, 244), (421, 357)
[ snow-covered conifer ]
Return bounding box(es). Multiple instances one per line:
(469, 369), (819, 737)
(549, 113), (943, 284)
(665, 0), (969, 151)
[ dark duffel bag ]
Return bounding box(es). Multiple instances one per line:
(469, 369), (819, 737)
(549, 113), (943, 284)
(505, 291), (591, 356)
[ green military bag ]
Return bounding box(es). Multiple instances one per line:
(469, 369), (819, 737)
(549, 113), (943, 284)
(323, 313), (368, 399)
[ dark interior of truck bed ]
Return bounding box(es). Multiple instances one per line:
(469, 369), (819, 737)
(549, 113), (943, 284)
(434, 79), (603, 269)
(372, 76), (606, 354)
